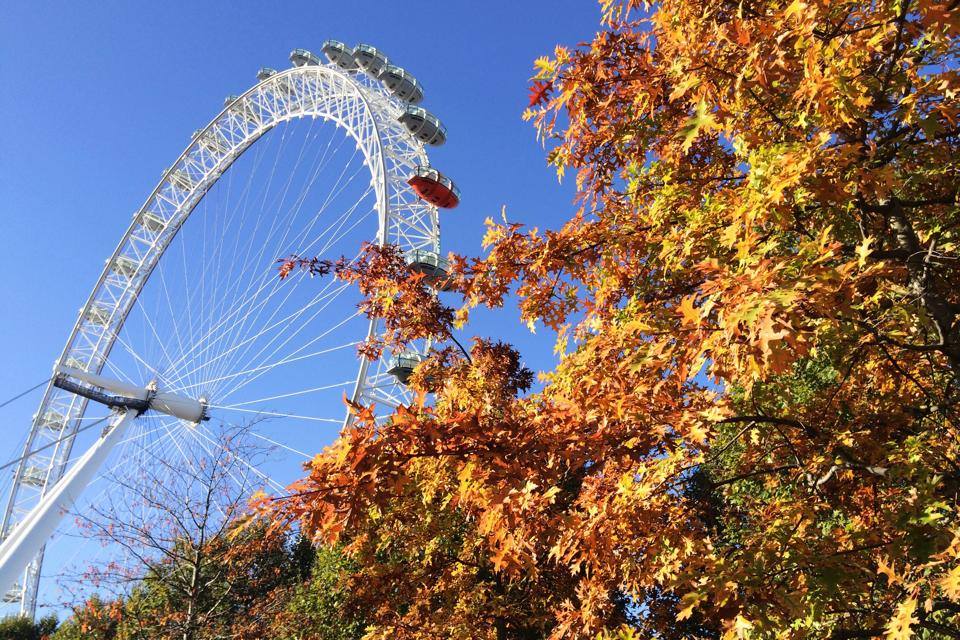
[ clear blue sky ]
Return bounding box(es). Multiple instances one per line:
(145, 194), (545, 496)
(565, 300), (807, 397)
(0, 0), (601, 400)
(0, 0), (602, 615)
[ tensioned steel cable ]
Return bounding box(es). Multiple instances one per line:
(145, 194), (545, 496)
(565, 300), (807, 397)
(0, 378), (51, 410)
(0, 415), (112, 473)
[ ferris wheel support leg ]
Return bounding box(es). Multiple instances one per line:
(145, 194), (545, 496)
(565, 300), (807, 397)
(0, 409), (138, 597)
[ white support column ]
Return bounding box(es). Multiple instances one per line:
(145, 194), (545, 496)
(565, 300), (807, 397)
(0, 410), (137, 596)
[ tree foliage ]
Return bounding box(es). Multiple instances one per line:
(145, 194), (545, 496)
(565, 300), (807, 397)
(0, 614), (58, 640)
(270, 0), (960, 638)
(49, 527), (360, 640)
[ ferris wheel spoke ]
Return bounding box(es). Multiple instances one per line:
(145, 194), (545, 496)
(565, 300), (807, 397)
(204, 205), (376, 398)
(207, 194), (378, 397)
(195, 153), (246, 368)
(193, 123), (313, 369)
(214, 379), (355, 409)
(109, 330), (175, 388)
(199, 119), (339, 363)
(200, 123), (279, 327)
(154, 126), (307, 390)
(208, 280), (354, 395)
(204, 253), (359, 388)
(213, 134), (365, 316)
(208, 406), (342, 424)
(151, 247), (196, 386)
(163, 279), (352, 393)
(124, 289), (182, 382)
(175, 227), (203, 392)
(156, 213), (358, 390)
(246, 431), (312, 460)
(211, 188), (375, 382)
(214, 308), (362, 403)
(160, 258), (350, 390)
(102, 357), (138, 387)
(205, 157), (371, 386)
(157, 157), (374, 393)
(171, 340), (359, 394)
(359, 376), (410, 407)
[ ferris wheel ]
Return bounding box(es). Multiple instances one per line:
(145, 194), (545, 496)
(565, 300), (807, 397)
(0, 41), (461, 617)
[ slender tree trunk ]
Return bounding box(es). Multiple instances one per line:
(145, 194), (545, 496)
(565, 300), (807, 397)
(184, 545), (202, 640)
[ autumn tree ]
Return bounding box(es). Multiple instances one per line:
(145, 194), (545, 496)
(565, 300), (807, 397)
(271, 1), (960, 639)
(0, 613), (58, 640)
(49, 527), (365, 640)
(63, 426), (270, 639)
(268, 545), (367, 640)
(50, 595), (120, 640)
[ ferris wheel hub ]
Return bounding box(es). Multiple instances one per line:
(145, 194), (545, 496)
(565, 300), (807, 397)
(55, 366), (208, 423)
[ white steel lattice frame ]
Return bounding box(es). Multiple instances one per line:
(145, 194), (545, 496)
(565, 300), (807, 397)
(0, 63), (441, 616)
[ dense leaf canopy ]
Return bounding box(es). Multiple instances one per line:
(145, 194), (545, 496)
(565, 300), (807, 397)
(271, 1), (960, 638)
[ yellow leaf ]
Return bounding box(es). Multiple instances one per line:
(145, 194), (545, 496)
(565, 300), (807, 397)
(885, 597), (917, 640)
(533, 55), (555, 78)
(687, 422), (710, 444)
(877, 556), (901, 587)
(676, 591), (707, 621)
(856, 236), (874, 268)
(723, 614), (754, 639)
(678, 100), (719, 152)
(940, 565), (960, 601)
(678, 295), (700, 326)
(669, 74), (701, 102)
(784, 0), (807, 22)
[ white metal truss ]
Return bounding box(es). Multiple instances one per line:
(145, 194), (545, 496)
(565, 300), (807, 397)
(0, 60), (442, 616)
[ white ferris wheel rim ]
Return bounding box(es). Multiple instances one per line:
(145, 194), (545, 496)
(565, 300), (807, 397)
(1, 58), (443, 616)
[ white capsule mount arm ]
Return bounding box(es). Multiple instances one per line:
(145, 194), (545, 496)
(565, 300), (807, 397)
(0, 367), (208, 596)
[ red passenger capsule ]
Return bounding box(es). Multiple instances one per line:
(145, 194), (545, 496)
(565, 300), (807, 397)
(407, 166), (460, 209)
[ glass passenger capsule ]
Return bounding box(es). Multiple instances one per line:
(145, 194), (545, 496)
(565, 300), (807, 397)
(387, 351), (428, 386)
(223, 96), (261, 126)
(64, 356), (87, 371)
(256, 67), (277, 81)
(407, 165), (460, 208)
(193, 129), (230, 156)
(168, 168), (195, 192)
(321, 40), (358, 70)
(405, 249), (454, 291)
(2, 587), (22, 603)
(289, 48), (320, 67)
(378, 64), (424, 104)
(398, 105), (447, 146)
(352, 43), (389, 76)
